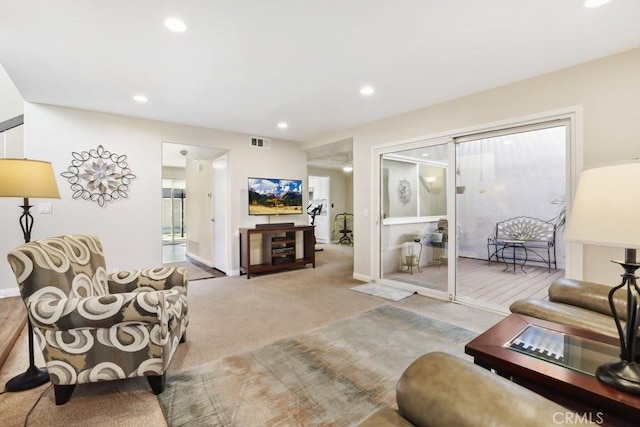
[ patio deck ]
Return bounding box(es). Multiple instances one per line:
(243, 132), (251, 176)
(386, 256), (565, 310)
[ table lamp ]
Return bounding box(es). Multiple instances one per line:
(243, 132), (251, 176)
(565, 160), (640, 395)
(0, 158), (61, 391)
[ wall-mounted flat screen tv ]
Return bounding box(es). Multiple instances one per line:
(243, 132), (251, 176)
(248, 177), (303, 215)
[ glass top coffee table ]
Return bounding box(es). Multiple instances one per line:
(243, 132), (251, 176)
(465, 314), (640, 426)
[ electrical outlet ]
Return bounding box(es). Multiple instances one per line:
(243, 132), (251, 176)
(38, 203), (52, 214)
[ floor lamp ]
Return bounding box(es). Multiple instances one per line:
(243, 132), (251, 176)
(0, 158), (61, 392)
(566, 161), (640, 395)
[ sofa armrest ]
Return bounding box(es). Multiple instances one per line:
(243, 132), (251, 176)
(27, 289), (183, 330)
(108, 267), (188, 295)
(395, 352), (569, 427)
(550, 277), (627, 320)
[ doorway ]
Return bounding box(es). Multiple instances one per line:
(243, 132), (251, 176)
(161, 142), (228, 272)
(308, 175), (330, 243)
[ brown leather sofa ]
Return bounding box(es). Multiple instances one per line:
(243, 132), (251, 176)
(358, 352), (579, 427)
(509, 277), (626, 339)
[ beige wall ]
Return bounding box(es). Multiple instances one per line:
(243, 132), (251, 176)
(0, 103), (307, 292)
(333, 48), (640, 285)
(0, 64), (22, 121)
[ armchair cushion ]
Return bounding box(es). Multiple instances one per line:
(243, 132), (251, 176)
(108, 267), (188, 294)
(27, 289), (185, 330)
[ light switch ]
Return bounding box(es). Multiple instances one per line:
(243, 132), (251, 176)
(38, 203), (52, 214)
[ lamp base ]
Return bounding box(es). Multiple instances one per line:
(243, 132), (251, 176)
(596, 361), (640, 396)
(5, 365), (49, 392)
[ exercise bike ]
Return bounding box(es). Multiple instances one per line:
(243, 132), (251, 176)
(307, 203), (324, 252)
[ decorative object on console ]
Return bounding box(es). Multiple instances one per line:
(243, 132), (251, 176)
(0, 158), (60, 392)
(566, 160), (640, 395)
(60, 145), (136, 207)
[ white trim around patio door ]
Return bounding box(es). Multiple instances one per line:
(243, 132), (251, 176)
(371, 105), (584, 308)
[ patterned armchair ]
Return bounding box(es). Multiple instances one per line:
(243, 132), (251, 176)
(6, 235), (188, 405)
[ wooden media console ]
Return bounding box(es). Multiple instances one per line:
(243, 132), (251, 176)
(239, 224), (315, 279)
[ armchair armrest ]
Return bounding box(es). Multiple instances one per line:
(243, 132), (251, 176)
(27, 289), (183, 330)
(549, 277), (627, 320)
(108, 267), (188, 294)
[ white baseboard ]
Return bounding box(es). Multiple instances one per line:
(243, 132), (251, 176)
(352, 272), (370, 282)
(0, 287), (21, 298)
(186, 252), (214, 268)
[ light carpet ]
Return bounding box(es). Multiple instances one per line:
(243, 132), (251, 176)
(158, 305), (477, 427)
(351, 282), (415, 301)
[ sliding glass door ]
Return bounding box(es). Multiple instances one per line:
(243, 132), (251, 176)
(375, 119), (570, 311)
(379, 141), (453, 298)
(454, 123), (567, 310)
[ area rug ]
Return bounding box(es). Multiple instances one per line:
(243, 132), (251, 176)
(158, 305), (477, 427)
(350, 282), (415, 301)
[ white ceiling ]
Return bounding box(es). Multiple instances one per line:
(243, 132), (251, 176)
(162, 142), (227, 168)
(1, 0), (639, 147)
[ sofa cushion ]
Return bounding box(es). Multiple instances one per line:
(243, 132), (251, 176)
(509, 299), (619, 338)
(549, 277), (627, 320)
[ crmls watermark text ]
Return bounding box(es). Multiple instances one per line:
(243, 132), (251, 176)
(553, 412), (604, 424)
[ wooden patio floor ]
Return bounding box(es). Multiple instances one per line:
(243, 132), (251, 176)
(386, 256), (565, 310)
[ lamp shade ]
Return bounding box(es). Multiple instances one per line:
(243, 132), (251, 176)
(565, 161), (640, 249)
(0, 158), (61, 199)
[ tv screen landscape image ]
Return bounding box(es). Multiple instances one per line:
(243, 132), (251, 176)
(248, 177), (303, 215)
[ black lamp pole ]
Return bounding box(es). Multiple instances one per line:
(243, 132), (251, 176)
(595, 248), (640, 395)
(5, 198), (50, 392)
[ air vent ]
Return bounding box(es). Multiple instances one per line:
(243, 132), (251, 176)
(250, 136), (271, 149)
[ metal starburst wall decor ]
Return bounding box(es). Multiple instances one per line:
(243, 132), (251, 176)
(61, 145), (137, 207)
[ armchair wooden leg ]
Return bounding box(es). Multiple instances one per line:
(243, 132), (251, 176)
(147, 374), (166, 395)
(54, 384), (76, 405)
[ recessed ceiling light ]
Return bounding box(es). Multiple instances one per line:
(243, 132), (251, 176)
(133, 94), (148, 103)
(164, 18), (187, 32)
(421, 153), (429, 157)
(277, 122), (288, 129)
(360, 86), (375, 96)
(584, 0), (610, 7)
